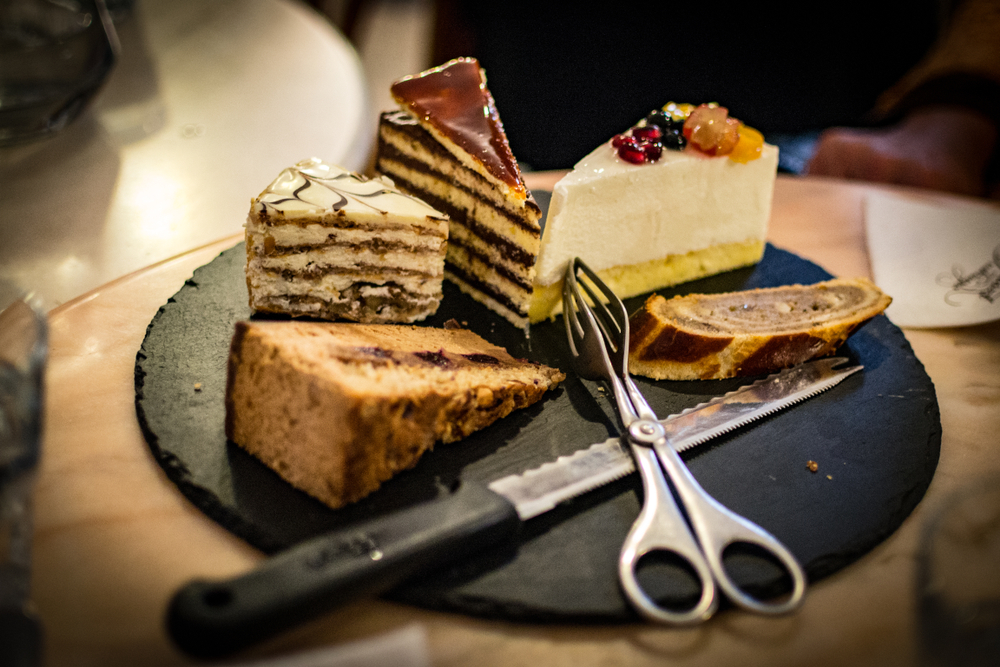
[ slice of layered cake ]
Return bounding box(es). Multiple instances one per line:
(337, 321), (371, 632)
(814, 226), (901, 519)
(245, 158), (449, 323)
(375, 58), (542, 330)
(225, 321), (565, 508)
(530, 103), (780, 323)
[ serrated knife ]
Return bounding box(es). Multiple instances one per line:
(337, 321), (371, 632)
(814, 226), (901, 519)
(167, 356), (861, 658)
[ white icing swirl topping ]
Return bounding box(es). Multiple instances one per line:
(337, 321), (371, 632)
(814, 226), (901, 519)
(256, 158), (447, 220)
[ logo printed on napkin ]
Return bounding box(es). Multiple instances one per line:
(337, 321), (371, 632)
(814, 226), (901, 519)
(937, 245), (1000, 305)
(864, 191), (1000, 328)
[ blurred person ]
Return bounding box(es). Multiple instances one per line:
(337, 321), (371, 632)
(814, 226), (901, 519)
(431, 0), (1000, 197)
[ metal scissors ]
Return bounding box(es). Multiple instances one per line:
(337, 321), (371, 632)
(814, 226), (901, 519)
(562, 258), (807, 624)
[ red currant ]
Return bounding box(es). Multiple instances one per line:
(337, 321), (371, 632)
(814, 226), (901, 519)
(618, 142), (647, 164)
(642, 142), (662, 161)
(632, 125), (662, 142)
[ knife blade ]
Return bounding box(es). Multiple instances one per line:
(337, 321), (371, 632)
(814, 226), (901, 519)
(490, 356), (863, 519)
(167, 357), (861, 658)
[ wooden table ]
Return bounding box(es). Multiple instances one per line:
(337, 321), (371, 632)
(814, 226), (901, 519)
(34, 174), (1000, 666)
(0, 0), (370, 314)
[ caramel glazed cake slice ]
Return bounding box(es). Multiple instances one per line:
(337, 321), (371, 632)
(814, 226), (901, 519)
(245, 158), (450, 323)
(376, 58), (542, 330)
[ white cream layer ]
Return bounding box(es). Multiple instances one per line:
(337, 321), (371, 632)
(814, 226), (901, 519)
(247, 223), (446, 258)
(255, 157), (448, 224)
(534, 142), (779, 287)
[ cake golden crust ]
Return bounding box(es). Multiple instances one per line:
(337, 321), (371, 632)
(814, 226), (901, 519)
(628, 278), (892, 380)
(225, 321), (564, 508)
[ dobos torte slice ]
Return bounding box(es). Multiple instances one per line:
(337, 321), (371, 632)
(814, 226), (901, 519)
(628, 278), (892, 380)
(225, 321), (565, 508)
(245, 158), (449, 324)
(375, 58), (542, 330)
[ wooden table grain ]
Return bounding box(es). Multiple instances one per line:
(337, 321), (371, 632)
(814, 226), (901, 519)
(33, 174), (1000, 666)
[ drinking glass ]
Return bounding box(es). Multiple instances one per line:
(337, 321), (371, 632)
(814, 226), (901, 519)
(0, 297), (47, 667)
(0, 0), (119, 146)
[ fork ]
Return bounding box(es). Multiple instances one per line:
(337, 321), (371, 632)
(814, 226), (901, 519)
(562, 258), (806, 622)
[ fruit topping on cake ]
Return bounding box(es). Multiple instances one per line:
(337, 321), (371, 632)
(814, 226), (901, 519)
(610, 102), (765, 164)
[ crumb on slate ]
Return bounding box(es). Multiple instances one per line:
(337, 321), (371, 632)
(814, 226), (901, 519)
(807, 460), (819, 473)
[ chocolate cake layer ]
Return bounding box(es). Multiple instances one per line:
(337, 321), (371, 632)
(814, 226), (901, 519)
(376, 122), (539, 236)
(252, 284), (441, 324)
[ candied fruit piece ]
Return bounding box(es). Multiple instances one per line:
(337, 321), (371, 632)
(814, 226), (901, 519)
(729, 124), (765, 163)
(662, 102), (696, 122)
(661, 130), (686, 150)
(683, 104), (740, 156)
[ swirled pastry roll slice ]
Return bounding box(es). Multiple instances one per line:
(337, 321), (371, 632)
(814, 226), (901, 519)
(628, 278), (891, 380)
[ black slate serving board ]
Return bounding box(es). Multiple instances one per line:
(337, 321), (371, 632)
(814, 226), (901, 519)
(135, 235), (940, 622)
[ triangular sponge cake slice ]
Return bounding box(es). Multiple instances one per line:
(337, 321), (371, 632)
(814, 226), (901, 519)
(225, 321), (564, 508)
(376, 58), (542, 330)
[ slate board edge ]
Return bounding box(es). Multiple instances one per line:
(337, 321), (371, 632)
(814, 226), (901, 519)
(132, 242), (943, 624)
(135, 277), (291, 555)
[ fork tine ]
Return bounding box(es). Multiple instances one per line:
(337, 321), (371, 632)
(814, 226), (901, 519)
(571, 258), (661, 424)
(562, 268), (583, 353)
(576, 262), (629, 334)
(562, 262), (595, 362)
(575, 276), (619, 353)
(575, 259), (626, 315)
(572, 259), (632, 364)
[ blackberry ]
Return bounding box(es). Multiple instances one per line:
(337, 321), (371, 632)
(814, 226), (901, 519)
(647, 110), (687, 133)
(643, 110), (673, 132)
(661, 130), (686, 150)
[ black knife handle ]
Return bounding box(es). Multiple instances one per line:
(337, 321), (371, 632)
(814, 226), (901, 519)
(166, 480), (520, 659)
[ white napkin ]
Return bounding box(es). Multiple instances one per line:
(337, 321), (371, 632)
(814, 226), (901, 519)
(864, 191), (1000, 328)
(231, 624), (431, 667)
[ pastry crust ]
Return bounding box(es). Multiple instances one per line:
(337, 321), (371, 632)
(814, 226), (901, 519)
(628, 278), (892, 380)
(225, 321), (564, 508)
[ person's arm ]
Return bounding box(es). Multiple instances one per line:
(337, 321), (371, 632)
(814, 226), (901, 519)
(806, 105), (997, 196)
(806, 0), (1000, 196)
